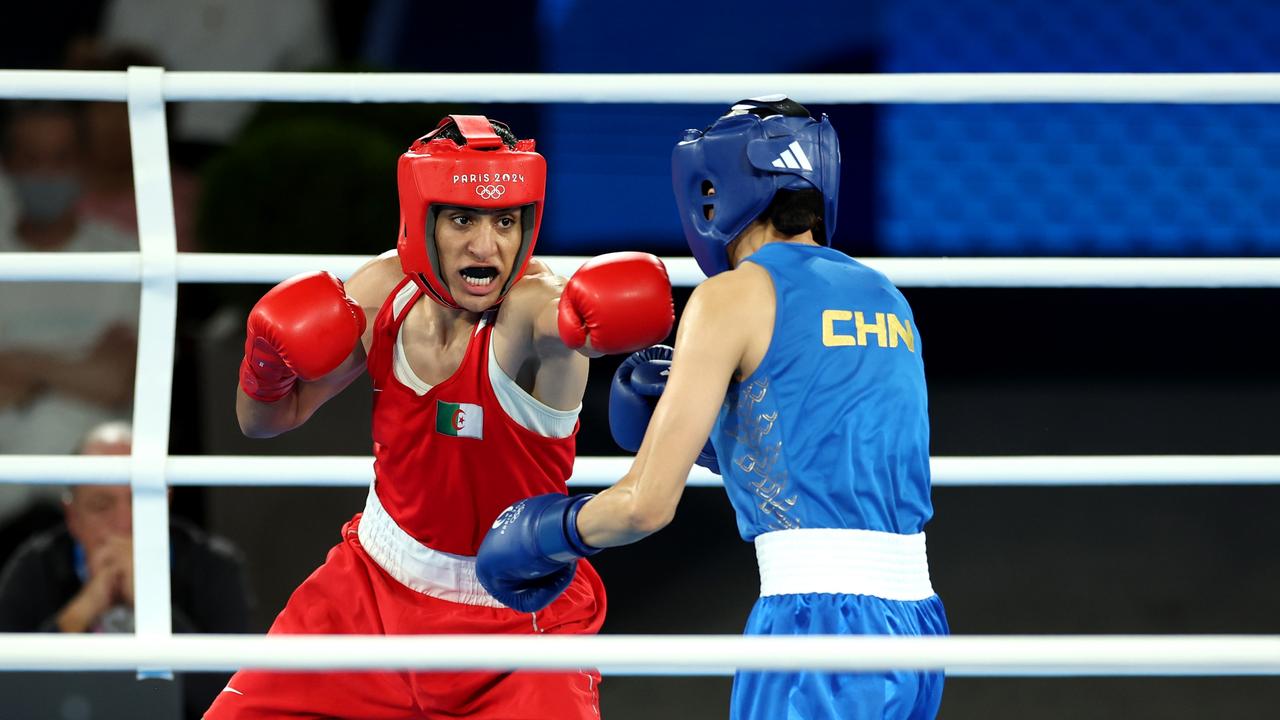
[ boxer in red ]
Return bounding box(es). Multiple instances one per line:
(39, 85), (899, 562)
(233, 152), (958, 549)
(204, 115), (674, 719)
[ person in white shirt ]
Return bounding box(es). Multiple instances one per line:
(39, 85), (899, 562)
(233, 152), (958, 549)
(0, 102), (139, 460)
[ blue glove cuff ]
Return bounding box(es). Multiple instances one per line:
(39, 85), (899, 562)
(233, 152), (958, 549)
(631, 344), (674, 364)
(536, 494), (601, 563)
(697, 438), (721, 476)
(563, 494), (601, 557)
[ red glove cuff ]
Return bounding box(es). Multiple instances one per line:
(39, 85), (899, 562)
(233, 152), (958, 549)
(239, 339), (296, 403)
(556, 300), (589, 350)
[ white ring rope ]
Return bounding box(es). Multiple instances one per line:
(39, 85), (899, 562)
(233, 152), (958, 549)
(3, 71), (1280, 104)
(6, 253), (1280, 288)
(2, 634), (1279, 676)
(3, 455), (1279, 487)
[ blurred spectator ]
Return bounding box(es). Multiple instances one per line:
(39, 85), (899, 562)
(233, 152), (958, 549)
(100, 0), (335, 149)
(0, 420), (252, 717)
(0, 169), (14, 244)
(0, 421), (141, 634)
(0, 420), (251, 633)
(76, 46), (202, 252)
(0, 102), (138, 457)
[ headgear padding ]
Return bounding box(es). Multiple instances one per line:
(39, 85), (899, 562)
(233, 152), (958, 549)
(671, 97), (840, 278)
(397, 115), (546, 308)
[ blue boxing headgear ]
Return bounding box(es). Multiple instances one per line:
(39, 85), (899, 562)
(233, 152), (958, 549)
(672, 96), (840, 278)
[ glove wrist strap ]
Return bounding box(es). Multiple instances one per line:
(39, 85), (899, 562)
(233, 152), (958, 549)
(563, 494), (601, 557)
(239, 356), (295, 403)
(536, 494), (600, 563)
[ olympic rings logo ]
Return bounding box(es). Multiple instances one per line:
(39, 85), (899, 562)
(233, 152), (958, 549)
(475, 185), (507, 199)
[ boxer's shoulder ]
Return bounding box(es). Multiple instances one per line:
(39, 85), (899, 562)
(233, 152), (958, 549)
(345, 250), (408, 309)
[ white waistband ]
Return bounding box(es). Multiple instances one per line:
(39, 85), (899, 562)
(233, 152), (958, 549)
(754, 528), (935, 602)
(357, 485), (506, 608)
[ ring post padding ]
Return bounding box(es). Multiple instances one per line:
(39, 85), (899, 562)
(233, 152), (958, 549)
(126, 66), (178, 679)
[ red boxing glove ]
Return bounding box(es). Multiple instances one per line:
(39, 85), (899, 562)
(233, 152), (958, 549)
(557, 251), (674, 355)
(239, 271), (366, 402)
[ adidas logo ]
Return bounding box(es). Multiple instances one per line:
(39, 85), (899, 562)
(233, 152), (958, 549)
(771, 141), (813, 171)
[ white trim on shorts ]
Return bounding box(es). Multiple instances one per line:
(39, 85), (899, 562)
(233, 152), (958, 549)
(754, 528), (935, 602)
(357, 484), (507, 608)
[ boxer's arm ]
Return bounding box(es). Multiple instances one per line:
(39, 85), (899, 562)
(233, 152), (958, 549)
(512, 261), (600, 359)
(235, 345), (367, 438)
(487, 266), (591, 413)
(236, 253), (400, 438)
(520, 259), (566, 343)
(575, 270), (753, 547)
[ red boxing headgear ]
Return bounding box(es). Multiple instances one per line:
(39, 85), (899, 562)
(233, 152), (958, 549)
(397, 115), (546, 309)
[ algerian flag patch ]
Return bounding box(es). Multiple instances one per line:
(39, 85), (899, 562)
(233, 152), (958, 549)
(436, 401), (484, 439)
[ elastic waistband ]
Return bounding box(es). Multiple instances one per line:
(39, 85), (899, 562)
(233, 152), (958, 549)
(357, 485), (506, 608)
(754, 528), (935, 602)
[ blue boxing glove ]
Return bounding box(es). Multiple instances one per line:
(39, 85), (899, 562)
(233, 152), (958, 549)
(610, 345), (721, 474)
(476, 493), (600, 613)
(609, 345), (673, 452)
(697, 438), (721, 475)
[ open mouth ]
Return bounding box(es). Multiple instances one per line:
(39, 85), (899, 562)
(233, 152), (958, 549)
(459, 266), (500, 289)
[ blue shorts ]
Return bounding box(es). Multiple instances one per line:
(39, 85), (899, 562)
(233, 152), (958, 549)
(731, 593), (948, 720)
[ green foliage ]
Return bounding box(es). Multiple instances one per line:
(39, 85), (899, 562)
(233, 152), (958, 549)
(198, 117), (405, 257)
(245, 100), (466, 150)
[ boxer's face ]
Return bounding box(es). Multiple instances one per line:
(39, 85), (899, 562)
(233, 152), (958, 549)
(435, 205), (524, 312)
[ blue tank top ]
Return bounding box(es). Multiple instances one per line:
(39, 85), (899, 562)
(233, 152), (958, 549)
(712, 243), (933, 540)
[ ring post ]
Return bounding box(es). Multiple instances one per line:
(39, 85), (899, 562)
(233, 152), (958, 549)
(125, 66), (179, 680)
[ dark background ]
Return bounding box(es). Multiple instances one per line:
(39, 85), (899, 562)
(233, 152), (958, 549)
(3, 0), (1280, 717)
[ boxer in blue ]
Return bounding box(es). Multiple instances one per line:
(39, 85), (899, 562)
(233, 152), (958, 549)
(477, 96), (949, 719)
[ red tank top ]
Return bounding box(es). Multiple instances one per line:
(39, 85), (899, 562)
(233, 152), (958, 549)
(368, 278), (577, 555)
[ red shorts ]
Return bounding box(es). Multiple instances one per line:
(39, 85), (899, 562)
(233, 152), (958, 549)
(205, 515), (607, 720)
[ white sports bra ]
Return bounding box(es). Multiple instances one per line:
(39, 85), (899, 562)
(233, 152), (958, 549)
(390, 283), (580, 439)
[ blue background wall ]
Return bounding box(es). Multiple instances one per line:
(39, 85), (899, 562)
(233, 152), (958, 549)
(533, 0), (1280, 257)
(534, 0), (879, 254)
(880, 0), (1280, 256)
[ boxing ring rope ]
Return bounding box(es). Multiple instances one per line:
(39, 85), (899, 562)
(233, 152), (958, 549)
(4, 633), (1280, 677)
(5, 455), (1280, 488)
(2, 67), (1279, 676)
(7, 252), (1280, 287)
(4, 70), (1280, 104)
